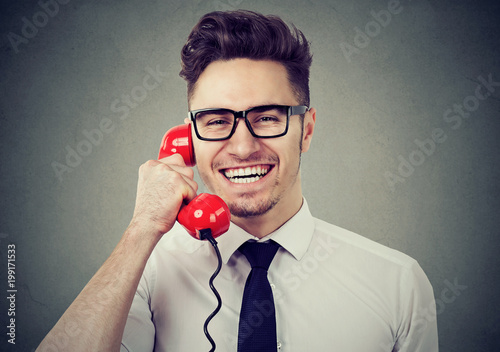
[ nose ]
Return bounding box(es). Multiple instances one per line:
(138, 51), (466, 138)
(225, 118), (261, 159)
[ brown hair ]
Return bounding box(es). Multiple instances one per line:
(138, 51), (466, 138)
(180, 10), (312, 106)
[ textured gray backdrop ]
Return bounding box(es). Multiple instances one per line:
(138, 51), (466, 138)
(1, 0), (499, 351)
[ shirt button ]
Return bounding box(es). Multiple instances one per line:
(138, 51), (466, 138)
(277, 341), (282, 350)
(270, 283), (276, 290)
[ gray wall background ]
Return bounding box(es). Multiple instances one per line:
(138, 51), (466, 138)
(1, 0), (499, 351)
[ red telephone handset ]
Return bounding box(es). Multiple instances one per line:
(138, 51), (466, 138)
(159, 124), (230, 240)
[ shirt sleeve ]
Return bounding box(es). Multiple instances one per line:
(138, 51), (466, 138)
(120, 258), (156, 352)
(393, 260), (439, 351)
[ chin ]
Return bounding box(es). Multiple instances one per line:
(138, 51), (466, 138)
(227, 197), (279, 218)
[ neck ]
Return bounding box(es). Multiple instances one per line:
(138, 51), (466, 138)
(231, 192), (304, 239)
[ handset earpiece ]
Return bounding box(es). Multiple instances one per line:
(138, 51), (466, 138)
(158, 124), (230, 240)
(158, 124), (195, 166)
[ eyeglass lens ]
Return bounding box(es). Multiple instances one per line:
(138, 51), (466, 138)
(195, 106), (288, 139)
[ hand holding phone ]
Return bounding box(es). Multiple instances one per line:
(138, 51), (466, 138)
(131, 153), (198, 236)
(158, 124), (230, 240)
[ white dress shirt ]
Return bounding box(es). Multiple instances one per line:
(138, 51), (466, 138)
(121, 199), (438, 351)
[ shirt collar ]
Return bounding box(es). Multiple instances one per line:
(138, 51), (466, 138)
(216, 198), (315, 263)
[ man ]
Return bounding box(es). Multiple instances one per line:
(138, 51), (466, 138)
(37, 10), (438, 352)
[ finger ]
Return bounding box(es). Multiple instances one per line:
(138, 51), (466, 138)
(180, 178), (198, 204)
(158, 154), (195, 179)
(174, 170), (199, 202)
(167, 164), (195, 181)
(141, 160), (199, 202)
(141, 158), (194, 183)
(159, 153), (186, 167)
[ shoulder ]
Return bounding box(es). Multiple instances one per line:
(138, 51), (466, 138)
(143, 223), (207, 276)
(154, 223), (206, 254)
(310, 217), (435, 308)
(312, 217), (419, 271)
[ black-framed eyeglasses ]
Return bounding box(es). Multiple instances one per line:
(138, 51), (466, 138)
(188, 105), (309, 141)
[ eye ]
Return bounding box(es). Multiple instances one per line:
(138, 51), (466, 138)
(207, 118), (231, 126)
(251, 114), (284, 125)
(248, 106), (287, 125)
(196, 110), (233, 127)
(257, 115), (280, 122)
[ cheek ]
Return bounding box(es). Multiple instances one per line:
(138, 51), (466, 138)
(282, 130), (304, 161)
(194, 142), (219, 172)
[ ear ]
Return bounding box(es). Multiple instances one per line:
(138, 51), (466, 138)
(184, 117), (190, 124)
(301, 107), (316, 153)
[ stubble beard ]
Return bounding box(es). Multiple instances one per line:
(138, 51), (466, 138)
(200, 128), (304, 219)
(226, 179), (281, 218)
(206, 153), (302, 219)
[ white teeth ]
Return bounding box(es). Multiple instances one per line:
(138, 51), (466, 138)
(230, 176), (261, 184)
(224, 166), (270, 183)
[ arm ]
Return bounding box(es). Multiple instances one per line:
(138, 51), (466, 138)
(394, 260), (439, 352)
(37, 155), (197, 352)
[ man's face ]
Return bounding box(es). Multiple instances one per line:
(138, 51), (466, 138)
(190, 59), (315, 231)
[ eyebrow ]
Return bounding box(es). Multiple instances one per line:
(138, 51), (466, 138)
(243, 103), (286, 110)
(214, 103), (287, 112)
(197, 102), (285, 110)
(249, 105), (285, 112)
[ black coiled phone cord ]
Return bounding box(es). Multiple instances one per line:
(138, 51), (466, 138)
(199, 229), (223, 352)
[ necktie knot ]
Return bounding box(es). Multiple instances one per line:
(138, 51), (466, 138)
(238, 240), (280, 270)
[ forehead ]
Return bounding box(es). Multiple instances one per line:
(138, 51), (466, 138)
(190, 59), (297, 111)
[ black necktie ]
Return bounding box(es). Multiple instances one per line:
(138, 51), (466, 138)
(237, 240), (280, 352)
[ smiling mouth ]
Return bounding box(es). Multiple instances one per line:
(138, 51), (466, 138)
(222, 165), (272, 184)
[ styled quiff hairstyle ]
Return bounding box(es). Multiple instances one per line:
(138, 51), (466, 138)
(180, 10), (312, 107)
